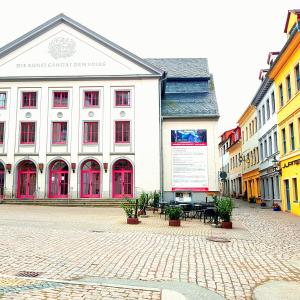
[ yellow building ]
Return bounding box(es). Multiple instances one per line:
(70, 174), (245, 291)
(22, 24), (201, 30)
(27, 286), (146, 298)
(238, 105), (260, 201)
(269, 9), (300, 216)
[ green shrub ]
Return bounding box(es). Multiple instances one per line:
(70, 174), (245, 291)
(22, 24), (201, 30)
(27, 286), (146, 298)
(216, 197), (234, 222)
(165, 206), (182, 220)
(120, 198), (137, 218)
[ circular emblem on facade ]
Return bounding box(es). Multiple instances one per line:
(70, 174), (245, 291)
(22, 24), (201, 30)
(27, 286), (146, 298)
(25, 112), (32, 119)
(120, 111), (126, 117)
(48, 37), (76, 59)
(88, 111), (94, 118)
(57, 112), (63, 118)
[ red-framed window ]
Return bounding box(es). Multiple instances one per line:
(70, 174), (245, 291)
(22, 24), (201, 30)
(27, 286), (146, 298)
(52, 122), (67, 144)
(115, 121), (130, 143)
(20, 122), (35, 144)
(84, 91), (99, 107)
(0, 92), (7, 109)
(53, 91), (68, 108)
(22, 92), (37, 108)
(115, 91), (130, 106)
(0, 123), (4, 144)
(83, 122), (99, 144)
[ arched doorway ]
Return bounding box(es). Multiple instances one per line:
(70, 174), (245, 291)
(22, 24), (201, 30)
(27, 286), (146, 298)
(80, 160), (101, 198)
(17, 161), (36, 199)
(0, 163), (4, 198)
(49, 160), (69, 198)
(112, 159), (133, 198)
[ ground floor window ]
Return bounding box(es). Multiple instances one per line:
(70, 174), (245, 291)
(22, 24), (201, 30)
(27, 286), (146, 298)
(112, 159), (133, 198)
(80, 160), (101, 198)
(0, 163), (4, 198)
(17, 161), (36, 199)
(49, 160), (69, 198)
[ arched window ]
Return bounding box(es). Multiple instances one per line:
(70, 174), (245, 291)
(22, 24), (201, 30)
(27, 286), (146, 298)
(17, 161), (36, 199)
(49, 160), (69, 198)
(81, 160), (101, 198)
(112, 159), (133, 198)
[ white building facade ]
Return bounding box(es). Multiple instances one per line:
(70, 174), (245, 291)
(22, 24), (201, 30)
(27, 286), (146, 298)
(0, 14), (219, 201)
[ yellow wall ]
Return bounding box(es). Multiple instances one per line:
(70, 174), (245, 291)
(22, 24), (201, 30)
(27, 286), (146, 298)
(286, 12), (298, 37)
(242, 168), (260, 200)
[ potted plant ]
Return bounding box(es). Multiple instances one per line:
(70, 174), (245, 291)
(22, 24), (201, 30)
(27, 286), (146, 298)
(149, 190), (160, 213)
(249, 196), (256, 204)
(216, 197), (234, 229)
(165, 206), (182, 226)
(273, 203), (281, 211)
(120, 198), (139, 224)
(138, 192), (150, 216)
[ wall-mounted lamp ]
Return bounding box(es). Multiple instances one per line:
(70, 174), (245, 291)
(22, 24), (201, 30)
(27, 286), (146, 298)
(239, 154), (250, 164)
(38, 163), (44, 173)
(272, 155), (282, 176)
(103, 162), (108, 173)
(71, 163), (76, 173)
(5, 164), (11, 174)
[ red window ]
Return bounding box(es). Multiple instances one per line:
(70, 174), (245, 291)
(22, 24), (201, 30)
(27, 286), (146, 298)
(0, 92), (6, 109)
(115, 91), (130, 106)
(84, 122), (99, 144)
(22, 92), (37, 108)
(0, 123), (4, 144)
(53, 92), (68, 107)
(84, 91), (99, 107)
(115, 121), (130, 143)
(20, 122), (35, 144)
(52, 122), (67, 144)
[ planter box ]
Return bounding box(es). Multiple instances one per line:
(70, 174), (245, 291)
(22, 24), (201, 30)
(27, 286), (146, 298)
(127, 217), (139, 224)
(273, 207), (281, 211)
(169, 219), (181, 226)
(221, 221), (232, 229)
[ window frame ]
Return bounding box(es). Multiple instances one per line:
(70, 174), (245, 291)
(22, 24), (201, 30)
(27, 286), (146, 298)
(282, 128), (287, 154)
(52, 91), (69, 108)
(21, 91), (37, 109)
(52, 122), (68, 145)
(266, 99), (270, 120)
(115, 90), (131, 107)
(0, 92), (7, 109)
(84, 91), (99, 108)
(279, 84), (284, 107)
(286, 75), (292, 100)
(20, 122), (36, 144)
(294, 63), (300, 92)
(271, 91), (276, 114)
(0, 122), (4, 144)
(83, 121), (99, 144)
(289, 122), (295, 151)
(115, 120), (130, 144)
(292, 177), (298, 203)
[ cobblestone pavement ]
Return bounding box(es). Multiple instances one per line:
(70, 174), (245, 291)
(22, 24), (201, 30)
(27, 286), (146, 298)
(0, 200), (299, 299)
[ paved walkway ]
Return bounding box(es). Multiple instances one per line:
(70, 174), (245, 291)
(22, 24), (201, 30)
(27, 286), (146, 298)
(0, 200), (299, 299)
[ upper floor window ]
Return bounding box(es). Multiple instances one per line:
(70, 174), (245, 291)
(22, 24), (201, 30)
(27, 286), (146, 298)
(115, 91), (130, 106)
(0, 92), (6, 109)
(295, 64), (300, 92)
(20, 122), (35, 144)
(52, 122), (67, 144)
(262, 105), (266, 125)
(264, 139), (268, 158)
(246, 127), (248, 141)
(115, 121), (130, 143)
(84, 91), (99, 107)
(271, 92), (275, 114)
(249, 123), (252, 136)
(286, 75), (292, 100)
(83, 121), (99, 144)
(258, 110), (262, 129)
(290, 123), (295, 151)
(279, 84), (284, 107)
(266, 99), (270, 120)
(282, 128), (287, 154)
(268, 136), (273, 156)
(22, 92), (37, 108)
(53, 91), (68, 108)
(260, 142), (263, 161)
(274, 131), (278, 152)
(0, 123), (4, 144)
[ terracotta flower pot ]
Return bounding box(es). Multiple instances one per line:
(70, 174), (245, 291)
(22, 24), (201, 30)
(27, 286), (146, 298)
(169, 219), (181, 226)
(221, 221), (232, 229)
(127, 217), (139, 224)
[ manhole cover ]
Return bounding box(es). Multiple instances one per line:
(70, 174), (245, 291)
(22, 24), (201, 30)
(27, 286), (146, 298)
(91, 230), (105, 233)
(206, 236), (231, 243)
(16, 271), (42, 277)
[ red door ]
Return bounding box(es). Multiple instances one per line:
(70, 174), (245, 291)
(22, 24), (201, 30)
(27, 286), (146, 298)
(17, 161), (36, 199)
(81, 160), (101, 198)
(0, 163), (4, 198)
(49, 161), (69, 198)
(112, 160), (133, 198)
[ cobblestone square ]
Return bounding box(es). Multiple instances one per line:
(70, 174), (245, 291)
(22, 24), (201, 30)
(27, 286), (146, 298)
(0, 200), (299, 299)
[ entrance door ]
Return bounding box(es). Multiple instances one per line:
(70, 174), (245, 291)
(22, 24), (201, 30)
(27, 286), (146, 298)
(284, 179), (291, 211)
(49, 160), (69, 198)
(81, 160), (101, 198)
(112, 160), (133, 198)
(0, 163), (4, 198)
(17, 161), (36, 199)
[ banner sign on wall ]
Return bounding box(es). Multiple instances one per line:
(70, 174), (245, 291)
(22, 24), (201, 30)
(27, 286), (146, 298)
(171, 129), (208, 192)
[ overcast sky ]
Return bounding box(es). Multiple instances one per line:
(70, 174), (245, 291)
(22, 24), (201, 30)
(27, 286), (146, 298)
(0, 0), (298, 134)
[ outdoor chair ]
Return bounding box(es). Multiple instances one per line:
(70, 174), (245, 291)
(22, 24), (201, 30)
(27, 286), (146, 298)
(203, 208), (219, 224)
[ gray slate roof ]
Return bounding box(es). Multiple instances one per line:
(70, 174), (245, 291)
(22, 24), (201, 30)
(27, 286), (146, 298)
(145, 58), (209, 78)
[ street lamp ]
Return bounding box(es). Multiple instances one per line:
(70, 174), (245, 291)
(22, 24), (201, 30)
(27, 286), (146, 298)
(239, 154), (250, 164)
(272, 155), (282, 175)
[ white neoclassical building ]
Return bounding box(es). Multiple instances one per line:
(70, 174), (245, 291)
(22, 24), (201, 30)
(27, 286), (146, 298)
(0, 14), (219, 202)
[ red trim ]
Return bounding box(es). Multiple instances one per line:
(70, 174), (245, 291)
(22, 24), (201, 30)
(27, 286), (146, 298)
(53, 91), (68, 108)
(284, 10), (300, 33)
(115, 121), (130, 143)
(0, 123), (4, 144)
(112, 159), (133, 198)
(20, 122), (35, 144)
(83, 122), (99, 144)
(172, 188), (209, 192)
(17, 161), (36, 199)
(80, 160), (101, 198)
(48, 160), (69, 198)
(22, 92), (37, 108)
(84, 91), (99, 107)
(0, 164), (4, 198)
(52, 122), (67, 144)
(115, 90), (130, 106)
